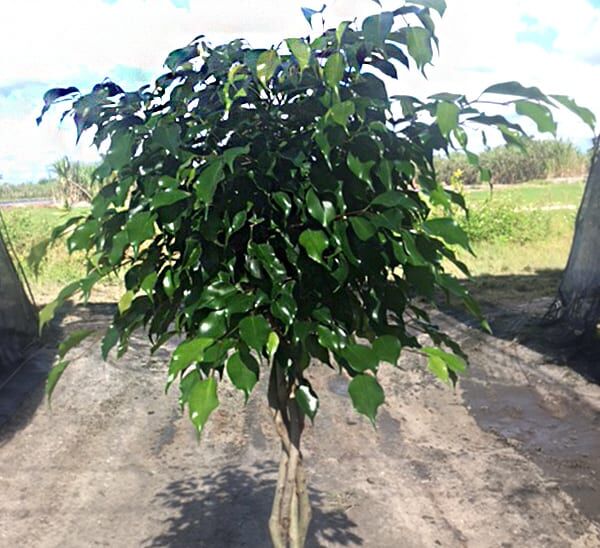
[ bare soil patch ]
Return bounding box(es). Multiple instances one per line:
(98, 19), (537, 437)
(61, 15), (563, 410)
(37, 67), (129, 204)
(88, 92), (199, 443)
(1, 292), (599, 547)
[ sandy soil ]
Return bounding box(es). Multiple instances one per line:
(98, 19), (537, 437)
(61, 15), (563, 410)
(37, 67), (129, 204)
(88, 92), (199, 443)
(0, 298), (599, 548)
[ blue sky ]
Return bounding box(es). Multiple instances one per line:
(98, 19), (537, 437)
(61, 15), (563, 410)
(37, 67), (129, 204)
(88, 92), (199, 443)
(1, 0), (599, 183)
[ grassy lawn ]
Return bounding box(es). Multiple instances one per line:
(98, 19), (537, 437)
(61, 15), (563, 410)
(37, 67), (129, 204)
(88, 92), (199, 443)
(0, 180), (584, 305)
(465, 180), (584, 209)
(457, 181), (583, 278)
(0, 206), (119, 304)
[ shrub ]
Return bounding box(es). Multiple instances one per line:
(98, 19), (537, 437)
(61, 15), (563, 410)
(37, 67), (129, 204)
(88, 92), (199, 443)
(436, 139), (589, 186)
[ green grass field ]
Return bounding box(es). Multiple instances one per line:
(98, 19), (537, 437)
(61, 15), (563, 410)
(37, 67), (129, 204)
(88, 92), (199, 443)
(0, 180), (584, 304)
(458, 181), (583, 278)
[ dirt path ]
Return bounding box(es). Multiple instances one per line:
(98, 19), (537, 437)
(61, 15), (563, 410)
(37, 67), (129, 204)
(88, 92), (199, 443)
(1, 303), (599, 547)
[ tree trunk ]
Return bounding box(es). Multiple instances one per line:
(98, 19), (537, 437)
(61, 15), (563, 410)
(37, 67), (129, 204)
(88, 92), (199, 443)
(552, 139), (600, 334)
(268, 363), (312, 548)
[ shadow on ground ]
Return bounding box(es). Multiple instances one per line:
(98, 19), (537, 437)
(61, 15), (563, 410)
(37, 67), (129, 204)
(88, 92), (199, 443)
(0, 301), (115, 442)
(145, 461), (362, 548)
(448, 268), (600, 383)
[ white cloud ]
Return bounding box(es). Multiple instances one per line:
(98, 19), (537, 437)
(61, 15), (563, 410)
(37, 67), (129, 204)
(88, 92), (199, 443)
(0, 0), (598, 182)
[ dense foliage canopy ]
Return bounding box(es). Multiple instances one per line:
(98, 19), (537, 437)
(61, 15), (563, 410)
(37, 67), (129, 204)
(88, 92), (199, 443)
(34, 0), (594, 430)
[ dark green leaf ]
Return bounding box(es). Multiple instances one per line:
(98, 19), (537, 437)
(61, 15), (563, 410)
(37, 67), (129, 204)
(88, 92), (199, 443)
(227, 351), (259, 401)
(196, 159), (225, 205)
(371, 191), (417, 209)
(299, 229), (328, 264)
(423, 218), (472, 252)
(188, 377), (219, 434)
(373, 335), (401, 365)
(127, 212), (156, 244)
(483, 81), (552, 105)
(348, 374), (385, 425)
(296, 381), (319, 421)
(341, 343), (379, 372)
(198, 311), (227, 338)
(223, 145), (250, 172)
(152, 189), (190, 208)
(362, 12), (394, 47)
(328, 100), (355, 127)
(238, 315), (271, 352)
(349, 217), (376, 241)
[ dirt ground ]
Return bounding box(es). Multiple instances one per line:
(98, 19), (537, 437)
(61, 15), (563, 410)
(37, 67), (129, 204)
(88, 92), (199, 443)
(1, 290), (599, 547)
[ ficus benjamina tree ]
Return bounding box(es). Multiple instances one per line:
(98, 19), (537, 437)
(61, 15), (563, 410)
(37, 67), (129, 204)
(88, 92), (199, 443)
(33, 1), (592, 546)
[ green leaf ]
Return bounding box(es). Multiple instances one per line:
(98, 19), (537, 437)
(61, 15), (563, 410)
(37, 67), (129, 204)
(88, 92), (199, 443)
(46, 360), (70, 402)
(324, 52), (345, 87)
(238, 315), (271, 352)
(127, 212), (156, 244)
(101, 326), (119, 361)
(188, 377), (219, 434)
(349, 217), (376, 241)
(273, 192), (292, 217)
(347, 153), (375, 187)
(373, 335), (401, 365)
(152, 189), (190, 208)
(336, 21), (349, 44)
(39, 300), (60, 334)
(28, 238), (50, 277)
(316, 325), (345, 352)
(328, 100), (355, 127)
(427, 354), (449, 383)
(167, 337), (215, 389)
(341, 343), (379, 372)
(551, 95), (596, 131)
(196, 159), (225, 205)
(410, 0), (446, 15)
(162, 270), (176, 299)
(286, 38), (311, 71)
(422, 347), (467, 374)
(371, 191), (417, 210)
(256, 50), (280, 85)
(483, 81), (552, 105)
(436, 101), (460, 137)
(227, 351), (259, 401)
(348, 374), (385, 425)
(306, 188), (335, 227)
(271, 290), (298, 328)
(296, 382), (319, 422)
(299, 229), (328, 265)
(515, 100), (557, 135)
(106, 132), (133, 170)
(118, 290), (135, 314)
(362, 12), (394, 47)
(223, 145), (250, 173)
(406, 27), (433, 69)
(154, 122), (181, 156)
(198, 311), (227, 338)
(423, 218), (472, 252)
(267, 331), (280, 359)
(58, 329), (95, 360)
